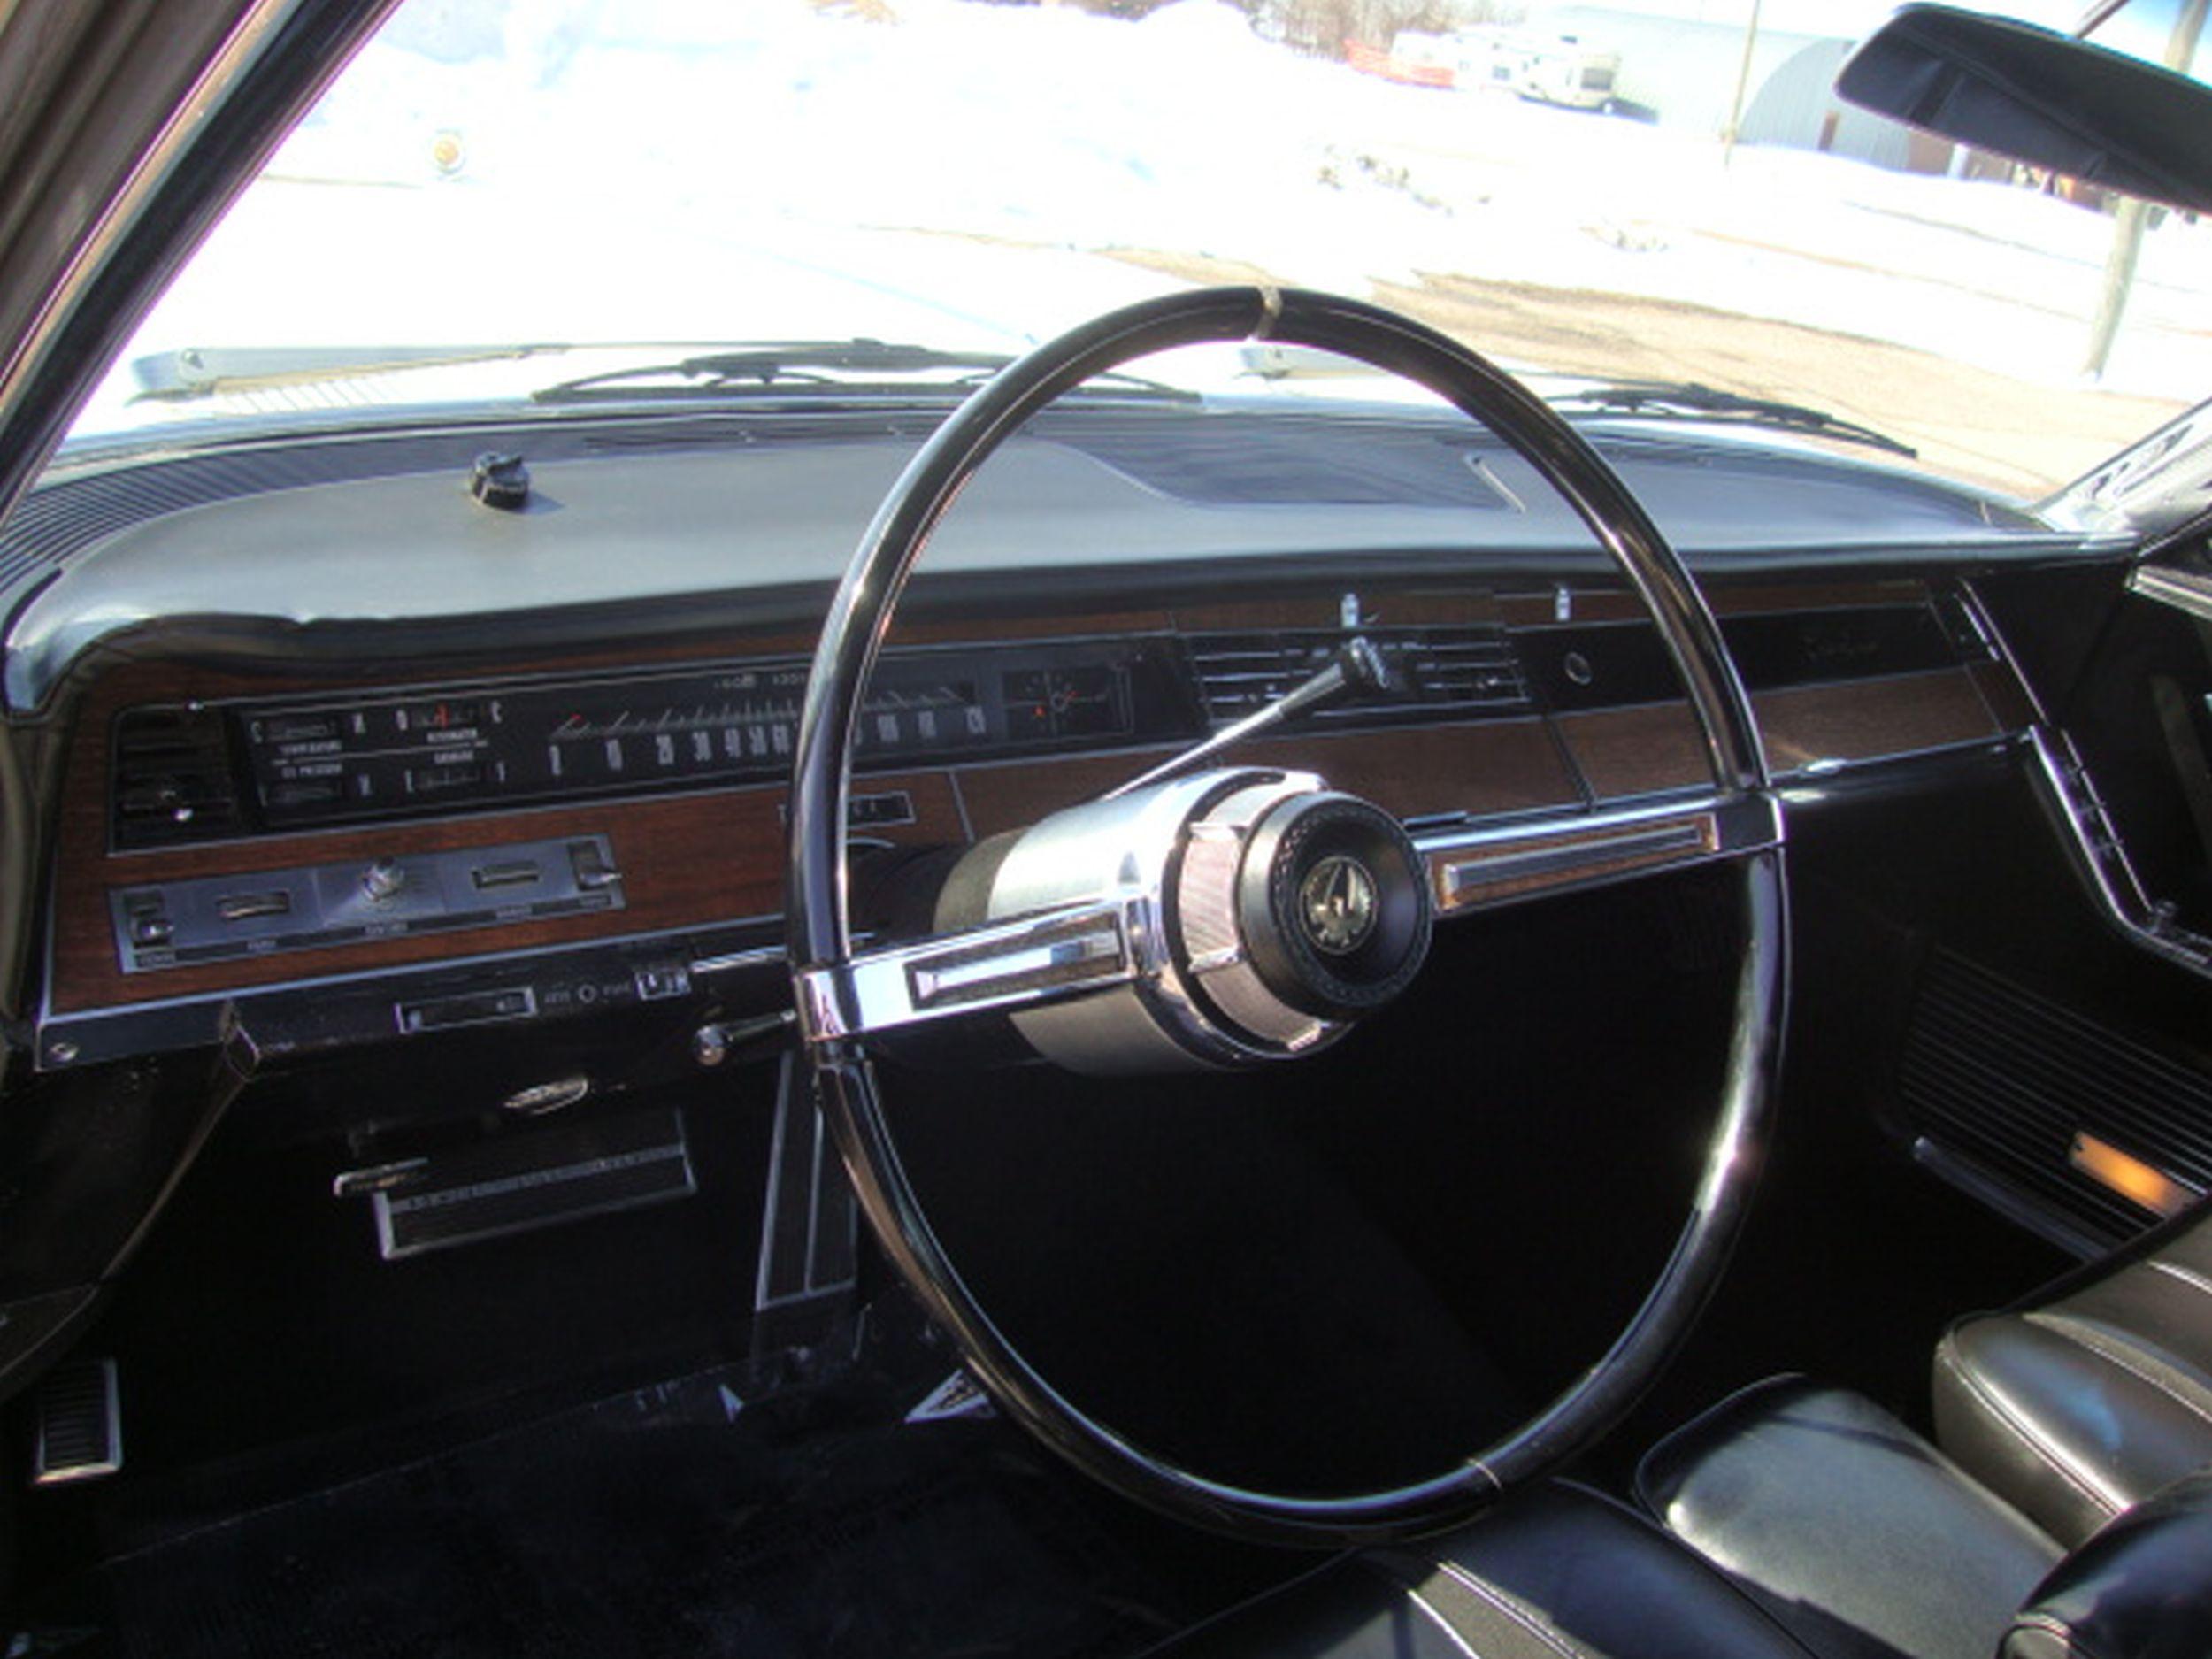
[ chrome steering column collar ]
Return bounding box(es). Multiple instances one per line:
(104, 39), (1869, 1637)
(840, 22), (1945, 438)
(793, 765), (1437, 1072)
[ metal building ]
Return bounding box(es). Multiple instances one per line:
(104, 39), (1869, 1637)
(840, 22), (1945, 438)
(1535, 7), (1948, 173)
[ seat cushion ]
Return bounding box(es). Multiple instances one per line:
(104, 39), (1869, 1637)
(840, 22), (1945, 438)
(1933, 1202), (2212, 1546)
(2002, 1471), (2212, 1659)
(1636, 1377), (2062, 1659)
(1147, 1481), (1816, 1659)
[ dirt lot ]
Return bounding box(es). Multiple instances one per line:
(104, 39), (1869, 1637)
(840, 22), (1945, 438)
(1108, 248), (2185, 502)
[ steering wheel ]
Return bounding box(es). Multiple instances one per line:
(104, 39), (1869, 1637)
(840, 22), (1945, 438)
(786, 288), (1786, 1546)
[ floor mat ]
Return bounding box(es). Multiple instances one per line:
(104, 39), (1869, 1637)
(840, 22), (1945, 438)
(23, 1356), (1272, 1659)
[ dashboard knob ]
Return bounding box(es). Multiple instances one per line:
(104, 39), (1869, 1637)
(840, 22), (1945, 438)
(360, 857), (407, 903)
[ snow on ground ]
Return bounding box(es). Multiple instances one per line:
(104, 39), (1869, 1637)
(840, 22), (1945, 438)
(74, 0), (2212, 444)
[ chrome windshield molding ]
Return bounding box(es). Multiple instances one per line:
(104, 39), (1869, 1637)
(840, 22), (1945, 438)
(2026, 725), (2212, 973)
(794, 900), (1143, 1043)
(1418, 792), (1781, 918)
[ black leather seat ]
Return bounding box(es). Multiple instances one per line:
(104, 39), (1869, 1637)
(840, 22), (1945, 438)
(1932, 1196), (2212, 1546)
(1145, 1481), (1820, 1659)
(1637, 1376), (2212, 1659)
(1638, 1379), (2061, 1659)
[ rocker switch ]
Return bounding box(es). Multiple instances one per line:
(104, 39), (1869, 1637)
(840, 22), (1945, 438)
(569, 840), (619, 889)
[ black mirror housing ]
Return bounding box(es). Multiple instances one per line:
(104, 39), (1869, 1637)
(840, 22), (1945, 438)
(1839, 4), (2212, 213)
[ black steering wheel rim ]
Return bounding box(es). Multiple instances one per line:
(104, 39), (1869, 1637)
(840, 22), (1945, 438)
(787, 287), (1788, 1545)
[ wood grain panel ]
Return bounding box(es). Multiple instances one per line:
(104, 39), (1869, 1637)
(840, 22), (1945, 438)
(1555, 664), (2000, 798)
(953, 718), (1578, 838)
(1970, 658), (2039, 731)
(1495, 588), (1643, 626)
(50, 773), (962, 1012)
(1556, 703), (1710, 798)
(1498, 578), (1932, 628)
(1755, 667), (1998, 772)
(1710, 578), (1931, 617)
(1173, 590), (1500, 632)
(44, 604), (1172, 1014)
(65, 602), (1171, 716)
(890, 609), (1171, 645)
(42, 573), (2006, 1019)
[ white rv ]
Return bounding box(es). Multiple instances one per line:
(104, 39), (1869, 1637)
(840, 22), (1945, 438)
(1463, 29), (1622, 110)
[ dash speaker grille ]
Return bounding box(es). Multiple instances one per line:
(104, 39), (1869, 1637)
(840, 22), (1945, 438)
(1899, 949), (2212, 1249)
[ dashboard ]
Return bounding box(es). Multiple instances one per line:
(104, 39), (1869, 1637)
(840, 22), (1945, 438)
(16, 393), (2188, 1333)
(37, 567), (2032, 1074)
(0, 400), (2104, 1094)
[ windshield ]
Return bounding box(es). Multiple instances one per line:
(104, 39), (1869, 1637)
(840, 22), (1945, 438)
(57, 0), (2212, 503)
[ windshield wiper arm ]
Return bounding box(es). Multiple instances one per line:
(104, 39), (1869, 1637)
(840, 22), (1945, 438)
(533, 338), (1014, 403)
(131, 337), (1195, 409)
(529, 338), (1196, 405)
(1550, 382), (1917, 460)
(131, 343), (574, 401)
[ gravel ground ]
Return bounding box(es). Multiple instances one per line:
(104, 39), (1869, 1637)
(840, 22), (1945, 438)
(1107, 247), (2184, 503)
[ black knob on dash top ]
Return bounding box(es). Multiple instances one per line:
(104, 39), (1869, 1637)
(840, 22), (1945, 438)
(1236, 793), (1432, 1023)
(470, 451), (531, 511)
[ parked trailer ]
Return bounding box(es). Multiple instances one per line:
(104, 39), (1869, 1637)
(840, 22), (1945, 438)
(1462, 31), (1621, 111)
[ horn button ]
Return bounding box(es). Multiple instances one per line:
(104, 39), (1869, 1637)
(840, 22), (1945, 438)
(1236, 793), (1432, 1022)
(1168, 779), (1432, 1053)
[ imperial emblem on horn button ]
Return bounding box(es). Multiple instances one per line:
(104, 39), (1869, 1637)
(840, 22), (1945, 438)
(1299, 855), (1379, 956)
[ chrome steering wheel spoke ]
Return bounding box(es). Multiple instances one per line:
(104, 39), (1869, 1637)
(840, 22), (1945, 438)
(795, 899), (1145, 1042)
(1422, 791), (1783, 918)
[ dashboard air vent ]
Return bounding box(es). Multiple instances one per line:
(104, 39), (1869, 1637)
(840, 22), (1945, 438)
(111, 707), (245, 849)
(1186, 626), (1529, 726)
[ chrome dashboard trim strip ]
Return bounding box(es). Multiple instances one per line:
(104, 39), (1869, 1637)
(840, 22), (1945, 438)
(34, 910), (784, 1071)
(2127, 562), (2212, 625)
(2025, 724), (2212, 974)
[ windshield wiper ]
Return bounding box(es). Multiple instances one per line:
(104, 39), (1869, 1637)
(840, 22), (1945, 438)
(529, 338), (1195, 405)
(125, 337), (1191, 410)
(131, 343), (575, 401)
(1548, 382), (1916, 460)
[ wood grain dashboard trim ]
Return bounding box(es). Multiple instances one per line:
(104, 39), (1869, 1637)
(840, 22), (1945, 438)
(49, 775), (964, 1012)
(42, 582), (2013, 1019)
(50, 716), (1582, 1012)
(1554, 665), (2005, 799)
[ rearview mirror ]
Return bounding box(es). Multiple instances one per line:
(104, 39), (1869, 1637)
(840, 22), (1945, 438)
(1838, 4), (2212, 213)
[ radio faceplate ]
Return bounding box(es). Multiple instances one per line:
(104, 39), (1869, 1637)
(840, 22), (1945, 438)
(109, 833), (623, 974)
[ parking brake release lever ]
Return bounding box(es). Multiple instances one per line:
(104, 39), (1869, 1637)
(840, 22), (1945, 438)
(1103, 635), (1390, 801)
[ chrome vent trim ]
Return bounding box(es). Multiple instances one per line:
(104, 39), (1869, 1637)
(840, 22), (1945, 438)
(1184, 626), (1529, 726)
(111, 705), (245, 849)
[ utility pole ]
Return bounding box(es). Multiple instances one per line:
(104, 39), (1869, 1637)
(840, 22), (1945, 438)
(1720, 0), (1763, 166)
(2083, 0), (2208, 377)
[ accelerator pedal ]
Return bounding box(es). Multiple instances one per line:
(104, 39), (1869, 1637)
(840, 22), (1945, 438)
(355, 1108), (695, 1260)
(32, 1358), (121, 1486)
